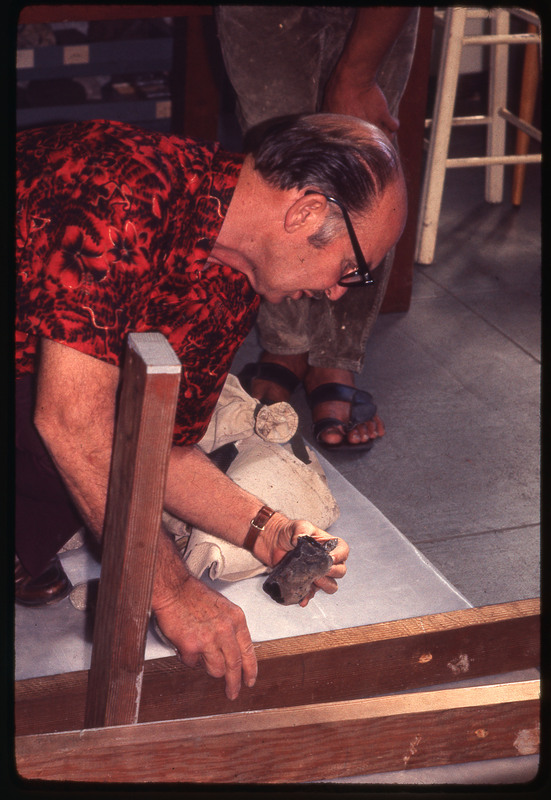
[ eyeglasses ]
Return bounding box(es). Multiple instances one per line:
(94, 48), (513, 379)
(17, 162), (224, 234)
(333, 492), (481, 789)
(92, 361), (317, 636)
(305, 191), (374, 287)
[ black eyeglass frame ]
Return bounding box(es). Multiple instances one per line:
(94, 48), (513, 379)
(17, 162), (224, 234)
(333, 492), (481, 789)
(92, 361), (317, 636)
(304, 190), (375, 287)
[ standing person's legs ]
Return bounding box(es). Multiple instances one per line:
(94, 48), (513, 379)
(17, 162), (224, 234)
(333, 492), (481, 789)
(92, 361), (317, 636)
(216, 6), (355, 130)
(301, 9), (419, 448)
(307, 8), (420, 371)
(216, 5), (355, 371)
(217, 7), (418, 448)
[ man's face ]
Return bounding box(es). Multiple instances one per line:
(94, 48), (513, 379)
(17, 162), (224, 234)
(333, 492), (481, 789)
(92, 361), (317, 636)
(255, 178), (407, 304)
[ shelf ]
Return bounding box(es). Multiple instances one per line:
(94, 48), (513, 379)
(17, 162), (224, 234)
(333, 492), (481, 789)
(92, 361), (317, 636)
(16, 99), (172, 131)
(16, 11), (220, 139)
(17, 30), (174, 133)
(16, 38), (173, 80)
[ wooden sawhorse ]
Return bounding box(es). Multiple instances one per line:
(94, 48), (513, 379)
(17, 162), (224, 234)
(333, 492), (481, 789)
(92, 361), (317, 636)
(15, 334), (540, 782)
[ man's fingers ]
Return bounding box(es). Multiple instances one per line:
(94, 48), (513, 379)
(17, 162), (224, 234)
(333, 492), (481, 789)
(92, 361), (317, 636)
(327, 537), (349, 567)
(313, 575), (339, 595)
(181, 641), (243, 701)
(302, 530), (349, 565)
(177, 647), (203, 670)
(237, 629), (258, 689)
(327, 562), (347, 580)
(159, 580), (258, 701)
(299, 586), (318, 607)
(220, 625), (258, 701)
(198, 647), (225, 679)
(174, 639), (257, 702)
(298, 573), (341, 607)
(202, 642), (241, 699)
(179, 633), (257, 702)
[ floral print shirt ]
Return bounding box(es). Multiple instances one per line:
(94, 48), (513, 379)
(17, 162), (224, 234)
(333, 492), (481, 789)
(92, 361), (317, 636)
(16, 119), (259, 445)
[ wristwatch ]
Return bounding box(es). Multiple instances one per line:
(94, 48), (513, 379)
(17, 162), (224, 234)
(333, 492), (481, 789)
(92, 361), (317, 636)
(243, 505), (275, 554)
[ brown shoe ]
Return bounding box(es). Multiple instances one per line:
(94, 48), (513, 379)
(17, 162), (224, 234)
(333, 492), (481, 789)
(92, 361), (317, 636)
(15, 555), (72, 607)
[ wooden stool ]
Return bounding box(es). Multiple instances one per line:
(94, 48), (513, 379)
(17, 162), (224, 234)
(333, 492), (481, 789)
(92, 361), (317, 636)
(415, 8), (541, 265)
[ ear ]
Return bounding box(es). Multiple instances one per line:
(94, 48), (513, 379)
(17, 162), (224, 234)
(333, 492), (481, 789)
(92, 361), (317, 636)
(284, 192), (327, 233)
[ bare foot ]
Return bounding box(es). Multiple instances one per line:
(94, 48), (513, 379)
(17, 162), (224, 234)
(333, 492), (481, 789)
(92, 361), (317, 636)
(248, 351), (308, 404)
(304, 367), (385, 447)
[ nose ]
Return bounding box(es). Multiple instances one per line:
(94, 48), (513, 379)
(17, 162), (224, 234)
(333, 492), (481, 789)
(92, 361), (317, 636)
(325, 284), (348, 302)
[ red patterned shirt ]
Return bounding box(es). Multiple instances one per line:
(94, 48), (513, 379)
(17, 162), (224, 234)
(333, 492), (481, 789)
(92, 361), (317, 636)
(16, 120), (259, 445)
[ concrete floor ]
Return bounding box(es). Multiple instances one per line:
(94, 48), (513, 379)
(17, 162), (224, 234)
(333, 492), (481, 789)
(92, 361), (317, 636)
(229, 127), (541, 610)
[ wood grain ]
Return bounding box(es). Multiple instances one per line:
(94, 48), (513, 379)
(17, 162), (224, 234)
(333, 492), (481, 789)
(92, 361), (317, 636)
(15, 680), (539, 783)
(83, 333), (180, 728)
(381, 6), (434, 313)
(511, 22), (540, 206)
(16, 599), (539, 735)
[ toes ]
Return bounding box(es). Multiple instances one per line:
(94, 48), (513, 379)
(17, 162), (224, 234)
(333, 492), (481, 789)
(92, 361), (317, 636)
(346, 425), (369, 445)
(320, 423), (373, 446)
(319, 425), (346, 446)
(317, 419), (383, 446)
(367, 414), (385, 438)
(346, 417), (385, 445)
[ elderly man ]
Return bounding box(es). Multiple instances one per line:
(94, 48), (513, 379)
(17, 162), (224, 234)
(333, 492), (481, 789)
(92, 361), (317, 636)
(15, 113), (406, 699)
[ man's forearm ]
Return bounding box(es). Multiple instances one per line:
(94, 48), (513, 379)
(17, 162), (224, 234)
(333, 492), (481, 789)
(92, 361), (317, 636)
(34, 340), (118, 538)
(335, 7), (412, 81)
(163, 444), (266, 550)
(33, 341), (347, 698)
(35, 339), (264, 551)
(34, 339), (339, 589)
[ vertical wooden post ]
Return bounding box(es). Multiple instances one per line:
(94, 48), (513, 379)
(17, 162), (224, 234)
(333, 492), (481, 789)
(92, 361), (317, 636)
(171, 12), (220, 139)
(84, 333), (181, 729)
(511, 23), (540, 207)
(382, 6), (434, 312)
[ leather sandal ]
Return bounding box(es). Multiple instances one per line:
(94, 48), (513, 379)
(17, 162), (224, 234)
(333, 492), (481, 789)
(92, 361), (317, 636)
(238, 361), (301, 404)
(308, 382), (377, 452)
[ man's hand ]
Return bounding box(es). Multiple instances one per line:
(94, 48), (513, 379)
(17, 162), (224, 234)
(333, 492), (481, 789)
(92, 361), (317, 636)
(255, 516), (350, 608)
(323, 77), (399, 138)
(154, 573), (258, 701)
(320, 7), (413, 139)
(33, 342), (345, 698)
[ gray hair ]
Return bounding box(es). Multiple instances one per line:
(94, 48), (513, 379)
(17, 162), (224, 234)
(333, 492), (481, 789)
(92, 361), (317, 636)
(245, 112), (402, 246)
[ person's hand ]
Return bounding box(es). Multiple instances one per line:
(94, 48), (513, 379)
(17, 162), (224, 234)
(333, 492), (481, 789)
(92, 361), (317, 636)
(256, 515), (350, 607)
(322, 75), (399, 139)
(153, 575), (257, 701)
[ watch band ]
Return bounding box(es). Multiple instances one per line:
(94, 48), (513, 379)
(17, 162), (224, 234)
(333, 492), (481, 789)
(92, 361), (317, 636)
(243, 505), (276, 554)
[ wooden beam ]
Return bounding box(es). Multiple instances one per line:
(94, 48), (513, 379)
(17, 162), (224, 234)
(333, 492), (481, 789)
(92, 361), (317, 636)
(381, 7), (434, 313)
(511, 22), (540, 206)
(16, 599), (539, 736)
(176, 14), (220, 140)
(83, 333), (181, 728)
(15, 680), (539, 782)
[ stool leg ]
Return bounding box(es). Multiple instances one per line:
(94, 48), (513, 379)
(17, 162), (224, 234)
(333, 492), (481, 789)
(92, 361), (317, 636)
(511, 22), (539, 207)
(415, 8), (466, 265)
(486, 8), (509, 203)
